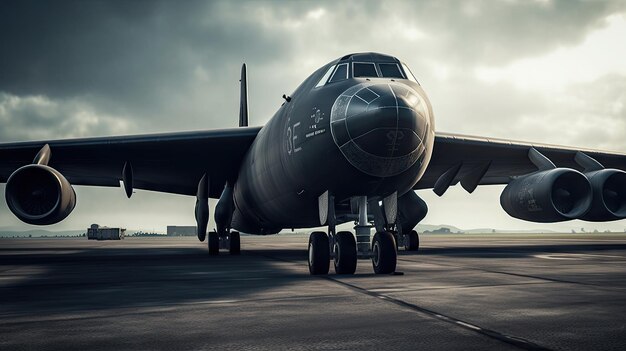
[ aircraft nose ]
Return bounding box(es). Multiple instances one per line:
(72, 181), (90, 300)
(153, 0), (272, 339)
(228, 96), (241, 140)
(330, 83), (429, 177)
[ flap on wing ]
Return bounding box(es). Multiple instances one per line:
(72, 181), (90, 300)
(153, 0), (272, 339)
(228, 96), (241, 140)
(415, 132), (626, 190)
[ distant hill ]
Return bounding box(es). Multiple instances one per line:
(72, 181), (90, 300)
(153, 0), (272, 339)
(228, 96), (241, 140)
(416, 224), (557, 234)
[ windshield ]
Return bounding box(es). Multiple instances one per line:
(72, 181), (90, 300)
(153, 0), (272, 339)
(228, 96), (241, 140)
(401, 63), (419, 84)
(329, 63), (348, 83)
(353, 62), (378, 78)
(379, 63), (404, 78)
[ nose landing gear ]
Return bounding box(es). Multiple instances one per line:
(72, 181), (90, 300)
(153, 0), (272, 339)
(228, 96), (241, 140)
(308, 194), (399, 276)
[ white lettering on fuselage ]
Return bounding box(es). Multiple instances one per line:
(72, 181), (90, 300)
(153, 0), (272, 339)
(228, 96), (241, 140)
(305, 107), (327, 140)
(286, 121), (301, 155)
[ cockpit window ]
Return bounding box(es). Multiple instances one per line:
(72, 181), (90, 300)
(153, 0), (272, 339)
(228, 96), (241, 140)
(315, 65), (336, 88)
(353, 62), (378, 78)
(379, 63), (404, 78)
(401, 63), (419, 84)
(329, 63), (348, 83)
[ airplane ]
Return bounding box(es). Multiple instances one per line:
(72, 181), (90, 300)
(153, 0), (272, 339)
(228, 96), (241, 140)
(1, 52), (625, 275)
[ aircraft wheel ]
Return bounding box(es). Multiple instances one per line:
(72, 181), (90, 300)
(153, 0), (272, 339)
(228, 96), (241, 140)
(308, 231), (330, 275)
(371, 231), (397, 274)
(208, 231), (219, 255)
(334, 231), (357, 274)
(404, 230), (419, 251)
(229, 231), (241, 255)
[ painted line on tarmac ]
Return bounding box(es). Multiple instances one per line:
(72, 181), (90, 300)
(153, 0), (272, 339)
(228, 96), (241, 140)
(252, 250), (551, 351)
(327, 276), (552, 351)
(534, 253), (625, 260)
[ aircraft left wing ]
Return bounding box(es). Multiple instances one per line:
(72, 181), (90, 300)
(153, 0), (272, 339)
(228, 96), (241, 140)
(0, 127), (262, 198)
(415, 132), (626, 192)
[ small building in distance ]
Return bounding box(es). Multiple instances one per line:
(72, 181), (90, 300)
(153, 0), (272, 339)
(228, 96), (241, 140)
(87, 224), (125, 240)
(167, 226), (197, 236)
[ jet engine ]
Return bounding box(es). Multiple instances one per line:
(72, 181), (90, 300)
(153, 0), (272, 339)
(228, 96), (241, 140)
(580, 169), (626, 221)
(5, 164), (76, 225)
(500, 168), (592, 223)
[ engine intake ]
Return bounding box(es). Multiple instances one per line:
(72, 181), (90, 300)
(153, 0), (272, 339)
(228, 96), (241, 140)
(580, 169), (626, 221)
(500, 168), (592, 223)
(5, 165), (76, 225)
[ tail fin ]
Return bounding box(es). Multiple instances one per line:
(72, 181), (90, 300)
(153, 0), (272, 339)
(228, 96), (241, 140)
(239, 63), (248, 127)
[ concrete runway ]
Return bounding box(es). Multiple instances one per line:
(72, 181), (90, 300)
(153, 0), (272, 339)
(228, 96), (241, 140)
(1, 233), (626, 350)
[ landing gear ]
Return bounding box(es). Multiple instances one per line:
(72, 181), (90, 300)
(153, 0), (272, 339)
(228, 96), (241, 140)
(207, 230), (240, 256)
(372, 231), (397, 274)
(404, 230), (419, 251)
(308, 231), (330, 275)
(208, 231), (219, 255)
(208, 182), (241, 256)
(229, 231), (240, 255)
(334, 231), (357, 274)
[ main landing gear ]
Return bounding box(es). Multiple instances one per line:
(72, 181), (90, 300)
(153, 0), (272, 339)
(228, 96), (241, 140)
(208, 230), (240, 256)
(308, 195), (412, 275)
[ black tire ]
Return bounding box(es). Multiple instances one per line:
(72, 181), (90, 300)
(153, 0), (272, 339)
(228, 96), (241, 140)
(334, 231), (357, 274)
(405, 230), (419, 251)
(229, 231), (241, 255)
(208, 231), (219, 255)
(371, 231), (397, 274)
(308, 231), (330, 275)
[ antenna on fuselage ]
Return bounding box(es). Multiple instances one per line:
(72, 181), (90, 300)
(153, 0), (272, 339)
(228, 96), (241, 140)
(239, 63), (249, 127)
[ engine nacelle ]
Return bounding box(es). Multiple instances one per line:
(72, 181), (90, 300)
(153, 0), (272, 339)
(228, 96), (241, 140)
(500, 168), (592, 223)
(5, 164), (76, 225)
(580, 169), (626, 221)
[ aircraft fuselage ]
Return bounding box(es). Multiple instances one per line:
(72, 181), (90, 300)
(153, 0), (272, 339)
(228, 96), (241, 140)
(232, 54), (435, 234)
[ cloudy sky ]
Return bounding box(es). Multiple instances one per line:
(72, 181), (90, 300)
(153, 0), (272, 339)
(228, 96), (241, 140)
(1, 0), (625, 233)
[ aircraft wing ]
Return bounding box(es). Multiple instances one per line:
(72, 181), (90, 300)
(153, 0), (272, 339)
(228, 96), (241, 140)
(415, 132), (626, 192)
(0, 127), (262, 198)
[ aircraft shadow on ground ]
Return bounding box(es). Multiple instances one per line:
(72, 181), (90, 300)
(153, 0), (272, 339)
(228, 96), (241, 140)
(0, 246), (310, 317)
(400, 244), (626, 258)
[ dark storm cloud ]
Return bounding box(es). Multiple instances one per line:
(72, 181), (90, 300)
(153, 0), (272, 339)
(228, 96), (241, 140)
(0, 93), (131, 141)
(2, 0), (621, 99)
(0, 1), (290, 100)
(0, 0), (309, 138)
(390, 0), (625, 65)
(0, 0), (624, 141)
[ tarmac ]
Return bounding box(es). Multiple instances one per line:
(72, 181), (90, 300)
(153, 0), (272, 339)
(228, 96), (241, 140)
(1, 233), (626, 350)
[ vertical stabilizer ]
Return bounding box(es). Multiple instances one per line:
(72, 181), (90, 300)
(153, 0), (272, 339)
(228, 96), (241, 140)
(239, 63), (249, 127)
